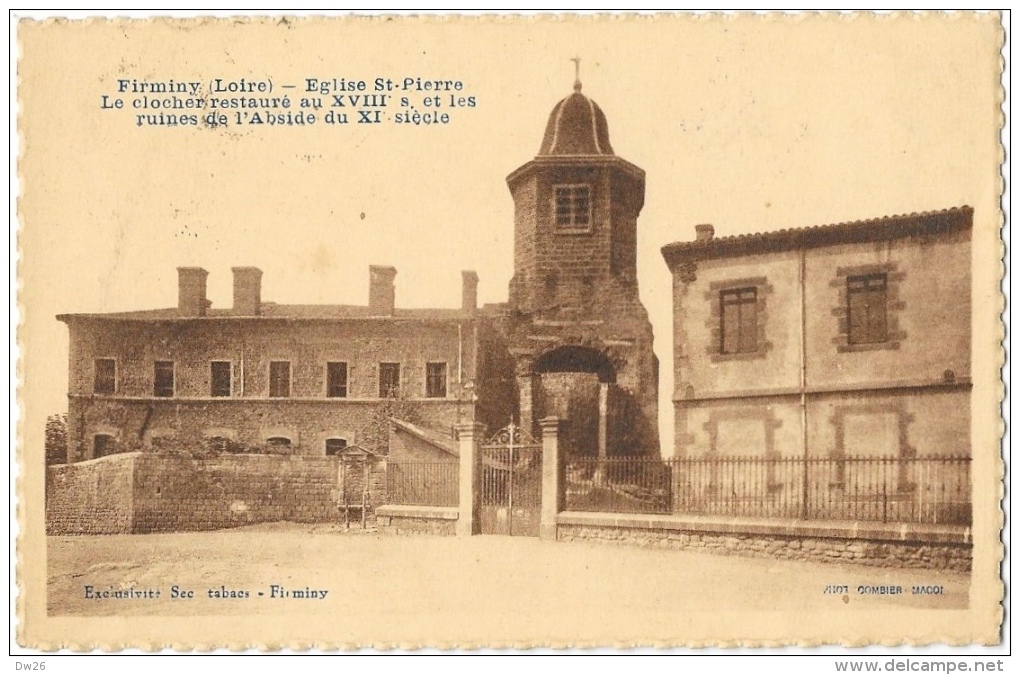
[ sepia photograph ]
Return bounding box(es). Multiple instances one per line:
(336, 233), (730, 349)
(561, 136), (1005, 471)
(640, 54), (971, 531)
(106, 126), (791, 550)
(14, 12), (1006, 652)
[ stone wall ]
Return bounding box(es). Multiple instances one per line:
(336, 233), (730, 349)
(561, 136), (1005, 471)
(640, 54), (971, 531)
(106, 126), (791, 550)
(131, 453), (384, 532)
(46, 453), (136, 535)
(376, 505), (458, 536)
(556, 515), (971, 573)
(46, 452), (387, 534)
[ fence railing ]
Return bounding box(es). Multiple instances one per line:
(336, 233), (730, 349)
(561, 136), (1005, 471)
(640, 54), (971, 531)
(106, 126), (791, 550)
(565, 455), (971, 525)
(386, 460), (459, 507)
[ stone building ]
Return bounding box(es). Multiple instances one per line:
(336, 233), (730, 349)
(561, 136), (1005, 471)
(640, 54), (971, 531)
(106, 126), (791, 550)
(503, 80), (660, 457)
(661, 206), (972, 467)
(58, 265), (517, 462)
(58, 79), (661, 462)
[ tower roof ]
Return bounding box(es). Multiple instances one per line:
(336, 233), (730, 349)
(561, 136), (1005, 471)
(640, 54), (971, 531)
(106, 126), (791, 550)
(538, 83), (614, 157)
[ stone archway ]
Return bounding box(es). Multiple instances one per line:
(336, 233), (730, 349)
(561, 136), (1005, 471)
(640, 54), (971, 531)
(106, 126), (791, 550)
(531, 345), (615, 460)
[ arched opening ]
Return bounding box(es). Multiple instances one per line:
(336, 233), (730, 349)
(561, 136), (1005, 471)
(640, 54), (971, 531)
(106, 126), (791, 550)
(534, 345), (615, 383)
(532, 346), (616, 459)
(265, 436), (293, 454)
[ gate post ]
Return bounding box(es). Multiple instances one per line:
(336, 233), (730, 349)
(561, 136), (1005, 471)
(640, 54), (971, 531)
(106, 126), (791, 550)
(455, 421), (485, 536)
(539, 416), (562, 541)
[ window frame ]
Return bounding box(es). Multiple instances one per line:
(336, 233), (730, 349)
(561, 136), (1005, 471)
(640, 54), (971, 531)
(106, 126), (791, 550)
(325, 438), (349, 456)
(268, 360), (292, 398)
(210, 360), (232, 398)
(425, 361), (448, 399)
(93, 358), (117, 395)
(719, 286), (759, 355)
(552, 183), (593, 231)
(378, 362), (401, 399)
(846, 273), (889, 345)
(326, 361), (349, 399)
(153, 360), (175, 398)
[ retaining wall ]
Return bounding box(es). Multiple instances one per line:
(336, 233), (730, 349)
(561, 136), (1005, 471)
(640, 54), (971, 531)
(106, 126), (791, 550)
(46, 453), (137, 535)
(46, 452), (386, 534)
(556, 512), (971, 572)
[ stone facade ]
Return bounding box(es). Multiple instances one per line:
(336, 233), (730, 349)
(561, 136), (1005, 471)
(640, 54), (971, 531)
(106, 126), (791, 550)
(60, 266), (494, 463)
(661, 208), (972, 463)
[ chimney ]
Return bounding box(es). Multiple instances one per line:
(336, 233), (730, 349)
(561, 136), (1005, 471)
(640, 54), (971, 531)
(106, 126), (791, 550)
(462, 270), (479, 313)
(695, 224), (715, 242)
(177, 267), (209, 317)
(369, 265), (397, 315)
(232, 267), (263, 316)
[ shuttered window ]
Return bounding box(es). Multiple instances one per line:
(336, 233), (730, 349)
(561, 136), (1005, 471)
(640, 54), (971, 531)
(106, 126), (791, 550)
(211, 361), (232, 397)
(426, 362), (447, 398)
(847, 274), (888, 344)
(379, 362), (400, 398)
(327, 362), (348, 398)
(94, 359), (116, 395)
(720, 287), (758, 354)
(153, 361), (175, 397)
(269, 361), (291, 398)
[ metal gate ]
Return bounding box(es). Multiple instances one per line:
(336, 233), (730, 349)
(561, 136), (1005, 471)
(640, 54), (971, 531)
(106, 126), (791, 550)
(480, 423), (542, 537)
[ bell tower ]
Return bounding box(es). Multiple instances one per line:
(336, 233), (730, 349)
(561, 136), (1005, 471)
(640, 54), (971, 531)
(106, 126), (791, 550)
(505, 75), (659, 456)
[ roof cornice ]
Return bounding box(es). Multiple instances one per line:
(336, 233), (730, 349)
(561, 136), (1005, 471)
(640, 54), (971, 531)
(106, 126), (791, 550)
(661, 206), (973, 271)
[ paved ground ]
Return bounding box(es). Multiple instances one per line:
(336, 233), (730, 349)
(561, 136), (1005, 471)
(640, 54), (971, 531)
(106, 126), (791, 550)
(49, 523), (968, 620)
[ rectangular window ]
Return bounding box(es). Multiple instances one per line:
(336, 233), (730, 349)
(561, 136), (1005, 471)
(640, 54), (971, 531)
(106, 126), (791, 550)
(210, 361), (232, 397)
(269, 361), (291, 398)
(379, 362), (400, 398)
(554, 184), (591, 228)
(153, 361), (175, 397)
(720, 287), (758, 354)
(93, 358), (116, 395)
(847, 274), (888, 344)
(426, 362), (448, 398)
(326, 362), (348, 398)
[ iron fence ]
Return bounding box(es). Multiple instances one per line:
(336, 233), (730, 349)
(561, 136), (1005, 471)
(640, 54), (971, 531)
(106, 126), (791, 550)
(566, 457), (673, 514)
(385, 460), (459, 507)
(565, 455), (971, 525)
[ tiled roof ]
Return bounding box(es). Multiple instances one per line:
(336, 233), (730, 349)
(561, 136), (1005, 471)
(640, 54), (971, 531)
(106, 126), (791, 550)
(661, 206), (973, 270)
(57, 303), (478, 323)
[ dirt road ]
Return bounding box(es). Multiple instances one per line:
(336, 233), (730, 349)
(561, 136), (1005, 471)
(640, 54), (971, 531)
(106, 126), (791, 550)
(49, 523), (968, 623)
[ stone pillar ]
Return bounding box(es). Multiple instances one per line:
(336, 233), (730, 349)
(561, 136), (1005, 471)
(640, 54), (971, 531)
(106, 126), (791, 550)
(455, 421), (484, 536)
(539, 416), (562, 541)
(518, 373), (535, 436)
(596, 382), (610, 485)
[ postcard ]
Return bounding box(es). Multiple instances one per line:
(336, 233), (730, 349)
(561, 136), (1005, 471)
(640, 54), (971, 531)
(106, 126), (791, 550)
(16, 13), (1005, 649)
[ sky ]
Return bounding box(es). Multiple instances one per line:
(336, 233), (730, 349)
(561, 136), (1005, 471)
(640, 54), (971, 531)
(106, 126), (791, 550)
(17, 13), (1003, 454)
